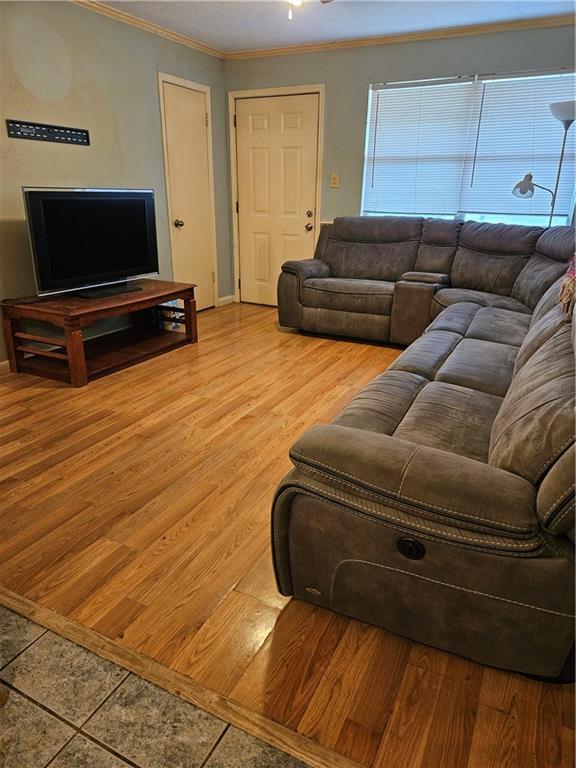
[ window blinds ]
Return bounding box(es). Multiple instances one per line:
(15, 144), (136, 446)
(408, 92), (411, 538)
(362, 72), (576, 221)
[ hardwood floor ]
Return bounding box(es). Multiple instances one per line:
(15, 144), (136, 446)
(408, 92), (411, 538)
(0, 303), (573, 768)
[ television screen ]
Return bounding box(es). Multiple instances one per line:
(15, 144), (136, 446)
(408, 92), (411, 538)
(23, 188), (159, 295)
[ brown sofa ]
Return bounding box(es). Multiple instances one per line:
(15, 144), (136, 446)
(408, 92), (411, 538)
(278, 216), (571, 346)
(272, 217), (575, 679)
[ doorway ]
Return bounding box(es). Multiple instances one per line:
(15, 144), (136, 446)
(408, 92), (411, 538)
(230, 86), (324, 306)
(159, 73), (218, 311)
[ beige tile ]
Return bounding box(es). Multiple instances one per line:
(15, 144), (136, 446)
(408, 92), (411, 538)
(0, 684), (74, 768)
(0, 606), (45, 667)
(50, 735), (134, 768)
(0, 632), (127, 725)
(205, 727), (310, 768)
(84, 675), (226, 768)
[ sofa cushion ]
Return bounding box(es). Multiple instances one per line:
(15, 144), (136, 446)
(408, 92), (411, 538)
(319, 217), (421, 281)
(489, 321), (575, 483)
(450, 221), (543, 295)
(464, 307), (531, 348)
(512, 227), (573, 309)
(302, 277), (394, 315)
(531, 275), (565, 325)
(432, 288), (531, 317)
(388, 330), (461, 379)
(413, 218), (463, 274)
(436, 339), (518, 397)
(426, 302), (482, 336)
(393, 381), (503, 461)
(333, 370), (427, 435)
(514, 304), (568, 373)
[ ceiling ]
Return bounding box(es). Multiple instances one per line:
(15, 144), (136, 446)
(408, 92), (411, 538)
(103, 1), (574, 54)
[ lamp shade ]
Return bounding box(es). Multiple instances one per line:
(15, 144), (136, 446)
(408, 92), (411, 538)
(550, 100), (576, 128)
(512, 173), (535, 199)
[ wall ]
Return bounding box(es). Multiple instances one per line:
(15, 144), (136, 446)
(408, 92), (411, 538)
(0, 5), (574, 365)
(0, 1), (233, 360)
(225, 26), (576, 222)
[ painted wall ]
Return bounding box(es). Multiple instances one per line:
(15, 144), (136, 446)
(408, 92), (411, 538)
(0, 1), (233, 360)
(225, 26), (576, 222)
(0, 5), (574, 365)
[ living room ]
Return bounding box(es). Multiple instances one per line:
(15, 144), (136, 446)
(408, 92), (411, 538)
(0, 2), (574, 767)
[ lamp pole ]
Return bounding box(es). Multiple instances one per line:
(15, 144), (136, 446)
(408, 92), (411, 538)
(549, 120), (574, 226)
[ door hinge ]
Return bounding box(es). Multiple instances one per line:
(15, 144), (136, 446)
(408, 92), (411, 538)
(235, 201), (239, 214)
(238, 278), (241, 289)
(233, 114), (237, 128)
(206, 112), (209, 127)
(212, 271), (215, 283)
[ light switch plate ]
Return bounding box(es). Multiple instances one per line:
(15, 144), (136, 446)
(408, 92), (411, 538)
(330, 172), (340, 188)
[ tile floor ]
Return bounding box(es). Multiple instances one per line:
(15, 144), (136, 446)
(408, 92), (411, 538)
(0, 606), (308, 768)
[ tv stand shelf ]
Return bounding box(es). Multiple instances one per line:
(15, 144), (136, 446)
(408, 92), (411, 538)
(1, 279), (197, 387)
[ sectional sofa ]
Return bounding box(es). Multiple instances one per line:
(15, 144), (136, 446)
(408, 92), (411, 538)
(273, 217), (575, 679)
(278, 216), (571, 345)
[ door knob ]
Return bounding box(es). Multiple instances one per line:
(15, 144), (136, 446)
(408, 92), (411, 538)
(174, 219), (185, 228)
(305, 223), (313, 232)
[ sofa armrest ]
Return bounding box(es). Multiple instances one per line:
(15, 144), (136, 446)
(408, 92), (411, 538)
(391, 273), (450, 345)
(400, 271), (450, 285)
(282, 259), (330, 283)
(289, 425), (536, 535)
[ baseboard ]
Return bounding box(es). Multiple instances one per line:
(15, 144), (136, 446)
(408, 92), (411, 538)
(0, 359), (10, 373)
(216, 295), (235, 307)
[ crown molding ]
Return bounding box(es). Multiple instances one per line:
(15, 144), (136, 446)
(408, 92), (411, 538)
(71, 3), (573, 63)
(71, 1), (225, 59)
(226, 14), (575, 60)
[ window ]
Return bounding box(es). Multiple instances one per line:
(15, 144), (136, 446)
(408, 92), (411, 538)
(361, 72), (576, 226)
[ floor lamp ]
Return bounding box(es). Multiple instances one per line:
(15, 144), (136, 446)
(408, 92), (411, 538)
(512, 100), (576, 226)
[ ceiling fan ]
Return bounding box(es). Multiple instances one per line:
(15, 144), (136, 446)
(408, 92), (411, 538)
(287, 0), (334, 20)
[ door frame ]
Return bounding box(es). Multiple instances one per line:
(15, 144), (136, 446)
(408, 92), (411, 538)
(158, 72), (219, 307)
(228, 84), (325, 302)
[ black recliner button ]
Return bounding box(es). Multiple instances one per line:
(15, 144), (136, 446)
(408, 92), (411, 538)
(397, 537), (426, 560)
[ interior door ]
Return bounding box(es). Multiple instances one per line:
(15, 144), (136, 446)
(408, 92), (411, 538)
(236, 93), (320, 305)
(162, 80), (215, 310)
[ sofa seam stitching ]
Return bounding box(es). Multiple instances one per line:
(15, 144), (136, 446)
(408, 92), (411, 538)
(328, 559), (574, 618)
(290, 451), (532, 532)
(397, 445), (421, 498)
(277, 486), (547, 558)
(299, 462), (532, 534)
(532, 437), (575, 483)
(543, 484), (576, 524)
(296, 479), (540, 549)
(549, 500), (576, 532)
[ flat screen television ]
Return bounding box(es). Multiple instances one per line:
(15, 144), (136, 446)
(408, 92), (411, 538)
(23, 188), (159, 297)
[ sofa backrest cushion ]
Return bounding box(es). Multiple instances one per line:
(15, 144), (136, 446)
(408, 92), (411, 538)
(312, 218), (573, 300)
(514, 302), (567, 373)
(450, 222), (544, 296)
(530, 275), (566, 325)
(413, 219), (463, 274)
(512, 227), (574, 309)
(317, 217), (422, 281)
(489, 316), (574, 484)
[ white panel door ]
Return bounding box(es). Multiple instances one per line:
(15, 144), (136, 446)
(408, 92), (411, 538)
(162, 81), (215, 310)
(236, 93), (320, 305)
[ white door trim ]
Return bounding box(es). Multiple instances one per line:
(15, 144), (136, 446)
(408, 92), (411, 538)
(158, 72), (219, 306)
(228, 84), (325, 302)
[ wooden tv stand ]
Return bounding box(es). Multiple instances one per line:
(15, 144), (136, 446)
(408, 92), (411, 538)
(1, 279), (197, 387)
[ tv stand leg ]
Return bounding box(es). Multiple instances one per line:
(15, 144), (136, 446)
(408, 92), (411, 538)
(184, 296), (198, 343)
(3, 315), (20, 373)
(65, 323), (88, 387)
